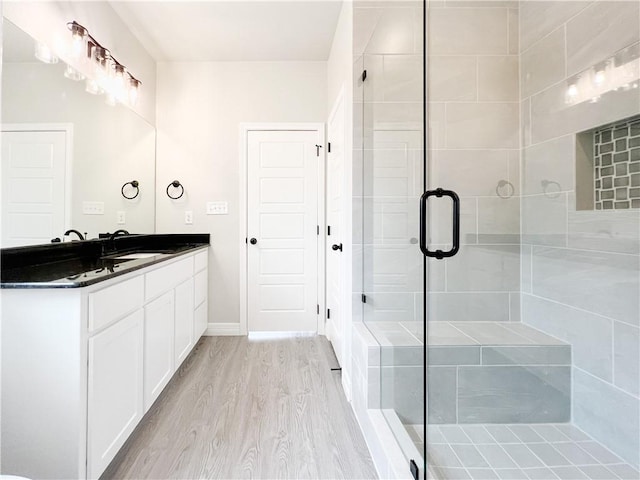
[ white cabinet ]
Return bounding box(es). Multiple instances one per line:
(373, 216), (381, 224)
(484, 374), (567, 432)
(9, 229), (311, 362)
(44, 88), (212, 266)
(144, 291), (175, 411)
(1, 246), (209, 480)
(174, 278), (194, 365)
(87, 309), (144, 479)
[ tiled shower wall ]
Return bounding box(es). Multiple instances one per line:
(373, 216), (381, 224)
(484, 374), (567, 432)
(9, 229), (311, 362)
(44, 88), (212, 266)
(519, 0), (640, 467)
(427, 1), (521, 325)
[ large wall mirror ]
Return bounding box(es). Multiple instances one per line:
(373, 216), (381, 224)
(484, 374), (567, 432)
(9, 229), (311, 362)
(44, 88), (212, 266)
(1, 18), (156, 247)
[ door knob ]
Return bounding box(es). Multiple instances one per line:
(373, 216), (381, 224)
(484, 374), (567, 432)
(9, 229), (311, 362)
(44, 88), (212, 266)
(250, 238), (257, 245)
(332, 243), (343, 252)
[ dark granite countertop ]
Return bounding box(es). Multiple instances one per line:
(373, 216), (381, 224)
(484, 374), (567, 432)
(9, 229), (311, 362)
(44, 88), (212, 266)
(1, 234), (210, 289)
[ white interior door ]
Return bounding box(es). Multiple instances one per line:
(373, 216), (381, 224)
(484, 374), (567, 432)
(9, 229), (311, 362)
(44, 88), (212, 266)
(247, 129), (320, 332)
(326, 97), (346, 366)
(1, 129), (68, 247)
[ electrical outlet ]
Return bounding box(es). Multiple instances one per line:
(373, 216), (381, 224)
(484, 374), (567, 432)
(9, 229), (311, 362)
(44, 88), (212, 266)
(206, 201), (228, 215)
(117, 211), (126, 225)
(82, 201), (104, 215)
(185, 210), (193, 225)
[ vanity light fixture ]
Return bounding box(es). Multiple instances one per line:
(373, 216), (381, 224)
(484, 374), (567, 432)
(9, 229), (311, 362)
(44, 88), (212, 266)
(65, 20), (142, 107)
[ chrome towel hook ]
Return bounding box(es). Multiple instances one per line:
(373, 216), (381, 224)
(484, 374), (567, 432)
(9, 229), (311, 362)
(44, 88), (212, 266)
(121, 180), (140, 199)
(166, 180), (185, 199)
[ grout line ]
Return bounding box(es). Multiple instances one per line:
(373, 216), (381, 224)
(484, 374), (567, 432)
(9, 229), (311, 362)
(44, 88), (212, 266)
(573, 365), (640, 400)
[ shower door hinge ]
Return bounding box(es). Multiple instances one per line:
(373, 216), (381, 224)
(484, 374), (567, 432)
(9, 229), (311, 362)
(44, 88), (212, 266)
(361, 294), (367, 303)
(328, 142), (332, 153)
(327, 308), (331, 319)
(327, 225), (331, 236)
(362, 70), (367, 82)
(317, 304), (320, 315)
(409, 460), (419, 480)
(317, 225), (320, 235)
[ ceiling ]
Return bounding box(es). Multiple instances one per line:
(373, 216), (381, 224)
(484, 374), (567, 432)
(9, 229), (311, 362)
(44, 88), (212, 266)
(109, 1), (343, 62)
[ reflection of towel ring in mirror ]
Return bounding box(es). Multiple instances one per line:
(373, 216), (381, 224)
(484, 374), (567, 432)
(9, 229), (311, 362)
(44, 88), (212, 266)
(541, 180), (562, 198)
(166, 180), (185, 199)
(121, 180), (140, 199)
(496, 180), (515, 199)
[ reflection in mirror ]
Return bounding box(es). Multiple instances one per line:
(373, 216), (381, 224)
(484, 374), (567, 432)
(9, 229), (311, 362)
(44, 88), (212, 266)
(1, 18), (156, 247)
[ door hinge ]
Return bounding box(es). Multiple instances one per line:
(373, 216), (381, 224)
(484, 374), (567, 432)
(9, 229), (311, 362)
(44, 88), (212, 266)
(245, 237), (247, 244)
(317, 225), (320, 235)
(361, 294), (367, 303)
(327, 225), (331, 236)
(327, 308), (331, 319)
(328, 142), (331, 153)
(317, 304), (320, 315)
(315, 144), (323, 157)
(409, 460), (419, 480)
(362, 70), (367, 82)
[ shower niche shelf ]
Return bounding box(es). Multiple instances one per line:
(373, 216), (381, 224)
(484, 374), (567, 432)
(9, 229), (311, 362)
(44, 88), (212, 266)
(576, 114), (640, 210)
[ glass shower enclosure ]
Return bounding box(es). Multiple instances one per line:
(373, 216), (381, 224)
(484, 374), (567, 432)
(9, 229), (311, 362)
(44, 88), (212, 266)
(356, 1), (640, 479)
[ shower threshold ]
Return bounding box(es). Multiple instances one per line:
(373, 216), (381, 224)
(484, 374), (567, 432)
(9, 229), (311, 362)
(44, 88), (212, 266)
(425, 423), (639, 480)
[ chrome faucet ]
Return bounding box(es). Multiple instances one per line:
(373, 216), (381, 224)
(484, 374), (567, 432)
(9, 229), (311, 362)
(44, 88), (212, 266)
(64, 229), (85, 241)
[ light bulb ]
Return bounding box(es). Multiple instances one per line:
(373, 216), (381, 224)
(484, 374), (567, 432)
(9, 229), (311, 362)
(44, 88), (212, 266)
(128, 78), (141, 106)
(64, 64), (85, 81)
(594, 70), (606, 86)
(34, 41), (58, 64)
(68, 23), (87, 59)
(85, 78), (103, 95)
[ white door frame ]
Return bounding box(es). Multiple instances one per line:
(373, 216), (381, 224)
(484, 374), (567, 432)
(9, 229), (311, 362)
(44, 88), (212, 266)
(1, 123), (74, 234)
(239, 123), (326, 336)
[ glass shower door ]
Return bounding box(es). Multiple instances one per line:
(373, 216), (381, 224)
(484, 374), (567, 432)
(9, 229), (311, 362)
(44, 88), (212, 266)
(424, 1), (640, 479)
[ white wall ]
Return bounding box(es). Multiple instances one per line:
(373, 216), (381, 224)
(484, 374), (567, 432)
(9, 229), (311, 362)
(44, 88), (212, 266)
(155, 61), (327, 328)
(3, 1), (156, 125)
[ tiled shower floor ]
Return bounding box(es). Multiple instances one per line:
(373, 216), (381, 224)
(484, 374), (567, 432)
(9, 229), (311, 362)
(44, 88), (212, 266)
(419, 423), (639, 480)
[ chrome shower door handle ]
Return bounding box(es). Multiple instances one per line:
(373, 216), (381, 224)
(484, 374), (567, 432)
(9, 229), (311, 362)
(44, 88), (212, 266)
(419, 188), (460, 260)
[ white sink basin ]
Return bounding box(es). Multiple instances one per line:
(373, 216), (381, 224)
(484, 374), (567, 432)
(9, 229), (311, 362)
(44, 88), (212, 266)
(113, 252), (168, 260)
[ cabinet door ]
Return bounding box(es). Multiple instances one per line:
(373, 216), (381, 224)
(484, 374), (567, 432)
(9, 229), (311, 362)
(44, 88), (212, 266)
(195, 300), (208, 340)
(144, 290), (175, 411)
(87, 309), (144, 479)
(175, 278), (194, 366)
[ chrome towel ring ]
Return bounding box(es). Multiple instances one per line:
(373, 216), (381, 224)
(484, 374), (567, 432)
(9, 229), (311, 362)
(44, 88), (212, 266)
(166, 180), (185, 199)
(121, 180), (140, 199)
(496, 180), (515, 199)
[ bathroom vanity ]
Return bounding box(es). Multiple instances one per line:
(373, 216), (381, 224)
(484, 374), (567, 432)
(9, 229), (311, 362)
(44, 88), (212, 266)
(1, 234), (210, 479)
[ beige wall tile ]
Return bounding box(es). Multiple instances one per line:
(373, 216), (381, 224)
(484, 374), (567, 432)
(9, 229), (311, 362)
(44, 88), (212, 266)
(428, 102), (446, 150)
(567, 1), (640, 76)
(429, 7), (509, 55)
(508, 8), (519, 55)
(431, 149), (510, 196)
(523, 135), (575, 195)
(428, 56), (477, 101)
(365, 7), (419, 54)
(478, 56), (519, 101)
(521, 27), (566, 98)
(383, 55), (423, 102)
(478, 197), (520, 236)
(519, 1), (590, 53)
(522, 193), (569, 247)
(446, 102), (519, 149)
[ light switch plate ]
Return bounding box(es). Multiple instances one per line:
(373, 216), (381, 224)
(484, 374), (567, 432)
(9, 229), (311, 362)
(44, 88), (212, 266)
(117, 211), (126, 225)
(185, 210), (193, 224)
(206, 201), (228, 215)
(82, 201), (104, 215)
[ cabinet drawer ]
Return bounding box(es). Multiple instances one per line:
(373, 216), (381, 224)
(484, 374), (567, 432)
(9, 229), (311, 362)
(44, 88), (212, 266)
(194, 270), (207, 307)
(145, 257), (193, 302)
(194, 250), (208, 273)
(89, 276), (144, 332)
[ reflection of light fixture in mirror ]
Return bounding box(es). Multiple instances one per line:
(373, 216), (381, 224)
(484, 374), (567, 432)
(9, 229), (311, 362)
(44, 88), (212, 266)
(566, 43), (640, 106)
(67, 21), (87, 59)
(64, 64), (85, 81)
(64, 21), (142, 107)
(34, 41), (58, 64)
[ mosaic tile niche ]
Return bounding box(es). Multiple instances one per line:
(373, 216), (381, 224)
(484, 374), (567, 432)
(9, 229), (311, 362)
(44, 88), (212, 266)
(593, 116), (640, 210)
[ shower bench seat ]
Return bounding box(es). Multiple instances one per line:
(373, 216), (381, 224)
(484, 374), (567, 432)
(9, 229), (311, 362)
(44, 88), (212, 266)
(369, 321), (572, 425)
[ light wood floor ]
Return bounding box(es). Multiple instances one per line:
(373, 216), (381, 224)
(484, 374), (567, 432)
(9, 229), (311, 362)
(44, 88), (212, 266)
(102, 335), (378, 480)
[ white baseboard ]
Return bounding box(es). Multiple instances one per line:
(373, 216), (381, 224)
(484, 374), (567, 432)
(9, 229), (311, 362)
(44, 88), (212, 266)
(205, 322), (242, 336)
